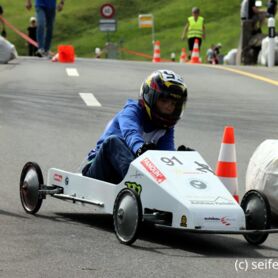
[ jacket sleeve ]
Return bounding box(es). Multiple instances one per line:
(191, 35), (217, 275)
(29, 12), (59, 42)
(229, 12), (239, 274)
(156, 128), (175, 150)
(118, 106), (145, 154)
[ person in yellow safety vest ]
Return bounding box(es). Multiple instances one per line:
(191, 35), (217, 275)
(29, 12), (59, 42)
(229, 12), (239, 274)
(181, 7), (206, 58)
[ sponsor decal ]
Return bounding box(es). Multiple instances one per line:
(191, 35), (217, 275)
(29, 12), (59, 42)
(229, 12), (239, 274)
(220, 216), (236, 226)
(54, 173), (63, 182)
(65, 177), (69, 185)
(204, 217), (220, 221)
(180, 215), (187, 227)
(190, 197), (235, 206)
(203, 216), (236, 226)
(140, 158), (166, 184)
(190, 179), (207, 189)
(125, 181), (142, 195)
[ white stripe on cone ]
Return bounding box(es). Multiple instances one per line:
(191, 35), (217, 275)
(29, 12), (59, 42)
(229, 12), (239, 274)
(218, 144), (237, 162)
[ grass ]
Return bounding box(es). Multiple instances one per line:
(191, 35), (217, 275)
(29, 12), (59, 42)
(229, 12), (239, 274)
(0, 0), (275, 61)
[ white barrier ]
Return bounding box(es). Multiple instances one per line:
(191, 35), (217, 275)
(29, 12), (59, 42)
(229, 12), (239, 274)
(246, 140), (278, 215)
(0, 35), (17, 64)
(257, 36), (278, 66)
(223, 49), (238, 65)
(268, 17), (276, 67)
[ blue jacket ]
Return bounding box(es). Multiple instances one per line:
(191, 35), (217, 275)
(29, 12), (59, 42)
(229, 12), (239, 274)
(35, 0), (56, 9)
(87, 99), (175, 161)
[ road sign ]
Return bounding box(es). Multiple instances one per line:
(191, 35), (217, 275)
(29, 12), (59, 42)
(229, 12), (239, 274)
(138, 14), (153, 28)
(138, 14), (155, 44)
(99, 19), (117, 32)
(100, 3), (115, 19)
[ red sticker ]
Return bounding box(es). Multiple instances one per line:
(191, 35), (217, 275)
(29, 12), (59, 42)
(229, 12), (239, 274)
(141, 158), (166, 184)
(54, 174), (63, 182)
(220, 217), (231, 226)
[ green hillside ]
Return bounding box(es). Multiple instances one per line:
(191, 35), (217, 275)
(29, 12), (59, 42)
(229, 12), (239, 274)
(0, 0), (269, 61)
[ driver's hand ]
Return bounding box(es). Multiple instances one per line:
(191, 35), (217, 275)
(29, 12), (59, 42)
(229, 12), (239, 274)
(177, 145), (195, 151)
(136, 143), (157, 157)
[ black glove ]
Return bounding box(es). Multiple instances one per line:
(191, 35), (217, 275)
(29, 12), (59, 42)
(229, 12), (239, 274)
(136, 143), (157, 157)
(177, 145), (195, 151)
(0, 5), (3, 15)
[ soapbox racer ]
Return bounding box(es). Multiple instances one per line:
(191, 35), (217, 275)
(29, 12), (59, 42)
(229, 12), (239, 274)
(19, 150), (278, 245)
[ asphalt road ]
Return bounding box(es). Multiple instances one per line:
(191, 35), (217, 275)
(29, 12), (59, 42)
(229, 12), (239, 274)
(1, 57), (278, 278)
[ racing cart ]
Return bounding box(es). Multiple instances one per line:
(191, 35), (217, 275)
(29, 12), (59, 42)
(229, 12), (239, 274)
(19, 150), (278, 245)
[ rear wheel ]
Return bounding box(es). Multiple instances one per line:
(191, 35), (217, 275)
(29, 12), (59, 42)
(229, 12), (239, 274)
(241, 190), (271, 245)
(113, 188), (142, 245)
(19, 162), (43, 214)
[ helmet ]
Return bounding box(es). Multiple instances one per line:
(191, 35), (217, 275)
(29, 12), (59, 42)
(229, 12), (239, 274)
(140, 70), (188, 128)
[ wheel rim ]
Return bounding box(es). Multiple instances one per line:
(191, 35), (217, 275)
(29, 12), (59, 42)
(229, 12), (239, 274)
(20, 162), (43, 213)
(114, 190), (141, 243)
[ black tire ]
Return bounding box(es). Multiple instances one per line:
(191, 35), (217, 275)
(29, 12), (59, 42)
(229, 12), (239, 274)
(241, 190), (271, 245)
(19, 162), (43, 214)
(113, 188), (142, 245)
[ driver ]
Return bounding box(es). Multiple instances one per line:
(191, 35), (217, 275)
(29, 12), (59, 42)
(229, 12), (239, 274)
(82, 69), (189, 183)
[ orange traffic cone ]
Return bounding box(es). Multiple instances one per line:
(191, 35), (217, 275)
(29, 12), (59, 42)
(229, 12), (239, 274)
(152, 41), (161, 63)
(179, 48), (187, 63)
(215, 126), (239, 203)
(190, 38), (201, 64)
(58, 45), (75, 63)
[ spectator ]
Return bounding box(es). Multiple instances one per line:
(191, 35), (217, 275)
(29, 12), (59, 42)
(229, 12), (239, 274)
(206, 44), (215, 64)
(0, 4), (7, 38)
(181, 7), (205, 58)
(238, 0), (266, 64)
(25, 0), (65, 57)
(241, 0), (266, 30)
(214, 43), (222, 64)
(27, 16), (37, 56)
(267, 0), (277, 17)
(206, 43), (222, 64)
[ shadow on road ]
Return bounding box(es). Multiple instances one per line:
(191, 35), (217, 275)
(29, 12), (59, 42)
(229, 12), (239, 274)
(0, 209), (29, 219)
(37, 211), (278, 258)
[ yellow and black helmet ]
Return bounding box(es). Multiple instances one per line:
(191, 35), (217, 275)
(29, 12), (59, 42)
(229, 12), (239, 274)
(139, 70), (188, 128)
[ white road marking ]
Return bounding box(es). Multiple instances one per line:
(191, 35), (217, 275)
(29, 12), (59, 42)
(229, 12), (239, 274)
(79, 93), (102, 107)
(66, 68), (79, 77)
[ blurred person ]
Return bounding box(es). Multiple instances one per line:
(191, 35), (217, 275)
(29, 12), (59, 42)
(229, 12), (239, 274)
(242, 0), (266, 30)
(25, 0), (65, 57)
(0, 4), (7, 37)
(181, 7), (206, 58)
(214, 43), (222, 64)
(206, 44), (215, 64)
(267, 0), (277, 17)
(206, 43), (222, 64)
(238, 0), (266, 64)
(27, 16), (37, 56)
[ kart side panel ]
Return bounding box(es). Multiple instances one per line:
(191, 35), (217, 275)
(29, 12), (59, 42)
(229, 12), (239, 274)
(127, 151), (246, 231)
(47, 169), (123, 214)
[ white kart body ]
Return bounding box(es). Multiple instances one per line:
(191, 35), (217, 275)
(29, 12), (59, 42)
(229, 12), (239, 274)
(47, 151), (246, 231)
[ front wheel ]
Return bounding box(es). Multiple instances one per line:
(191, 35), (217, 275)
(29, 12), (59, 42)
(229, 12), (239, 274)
(241, 190), (271, 245)
(113, 188), (142, 245)
(19, 162), (44, 214)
